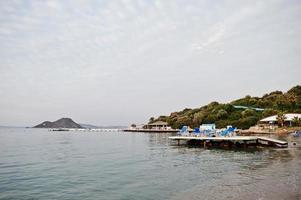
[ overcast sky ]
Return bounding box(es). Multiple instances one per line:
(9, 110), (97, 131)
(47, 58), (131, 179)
(0, 0), (300, 126)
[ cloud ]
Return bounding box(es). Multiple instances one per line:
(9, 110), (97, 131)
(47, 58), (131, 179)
(46, 0), (61, 9)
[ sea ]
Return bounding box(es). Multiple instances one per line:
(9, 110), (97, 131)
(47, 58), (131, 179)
(0, 128), (300, 200)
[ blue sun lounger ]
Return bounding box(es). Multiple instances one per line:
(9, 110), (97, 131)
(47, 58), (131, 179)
(179, 126), (189, 136)
(193, 128), (200, 136)
(220, 127), (236, 137)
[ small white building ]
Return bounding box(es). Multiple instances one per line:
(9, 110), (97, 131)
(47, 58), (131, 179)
(199, 124), (216, 131)
(259, 113), (301, 127)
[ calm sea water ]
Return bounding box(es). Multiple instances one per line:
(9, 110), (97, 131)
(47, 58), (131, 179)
(0, 128), (300, 200)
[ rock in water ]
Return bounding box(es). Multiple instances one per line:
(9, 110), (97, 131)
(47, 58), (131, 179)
(33, 118), (82, 128)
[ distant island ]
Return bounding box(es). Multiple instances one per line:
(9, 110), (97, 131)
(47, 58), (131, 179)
(149, 85), (301, 129)
(33, 118), (82, 128)
(33, 118), (127, 129)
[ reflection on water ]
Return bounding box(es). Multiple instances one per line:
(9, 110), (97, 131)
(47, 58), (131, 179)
(169, 136), (301, 200)
(0, 128), (300, 200)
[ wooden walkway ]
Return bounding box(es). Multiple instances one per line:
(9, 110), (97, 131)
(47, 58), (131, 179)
(49, 128), (123, 132)
(123, 129), (179, 133)
(257, 136), (288, 147)
(169, 136), (288, 148)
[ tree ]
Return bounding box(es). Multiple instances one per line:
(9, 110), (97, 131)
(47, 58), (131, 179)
(276, 112), (286, 127)
(157, 115), (167, 121)
(207, 101), (219, 110)
(149, 117), (155, 124)
(287, 85), (301, 96)
(223, 104), (234, 112)
(262, 108), (278, 118)
(286, 93), (297, 110)
(292, 116), (301, 127)
(245, 95), (251, 99)
(193, 112), (204, 127)
(249, 98), (257, 105)
(236, 116), (258, 130)
(257, 99), (265, 107)
(175, 116), (192, 128)
(275, 95), (286, 111)
(269, 91), (283, 95)
(241, 109), (256, 118)
(204, 114), (217, 124)
(217, 109), (228, 119)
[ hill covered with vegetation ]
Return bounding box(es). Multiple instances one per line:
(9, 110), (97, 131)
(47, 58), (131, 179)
(149, 85), (301, 129)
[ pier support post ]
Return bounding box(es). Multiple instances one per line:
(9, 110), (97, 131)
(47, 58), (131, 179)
(177, 139), (180, 146)
(228, 141), (232, 149)
(204, 141), (207, 148)
(243, 141), (247, 149)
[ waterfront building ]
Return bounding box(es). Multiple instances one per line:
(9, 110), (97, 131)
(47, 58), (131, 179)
(146, 121), (169, 129)
(259, 113), (301, 127)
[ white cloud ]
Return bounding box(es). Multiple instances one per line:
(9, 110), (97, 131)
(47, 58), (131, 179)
(46, 0), (61, 9)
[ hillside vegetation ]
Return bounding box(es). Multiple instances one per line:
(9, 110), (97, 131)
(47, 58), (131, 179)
(150, 85), (301, 129)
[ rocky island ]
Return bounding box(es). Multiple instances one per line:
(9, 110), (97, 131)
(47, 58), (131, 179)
(33, 118), (82, 128)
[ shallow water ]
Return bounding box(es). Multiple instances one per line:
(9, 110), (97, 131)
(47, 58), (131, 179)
(0, 128), (300, 200)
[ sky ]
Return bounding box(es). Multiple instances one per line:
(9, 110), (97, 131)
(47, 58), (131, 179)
(0, 0), (301, 127)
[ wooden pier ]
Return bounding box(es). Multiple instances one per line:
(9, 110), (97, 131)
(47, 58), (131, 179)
(123, 129), (180, 133)
(257, 136), (288, 148)
(169, 136), (288, 148)
(49, 128), (123, 132)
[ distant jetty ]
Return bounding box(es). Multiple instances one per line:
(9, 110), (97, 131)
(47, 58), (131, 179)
(123, 121), (180, 133)
(123, 128), (179, 133)
(33, 118), (83, 129)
